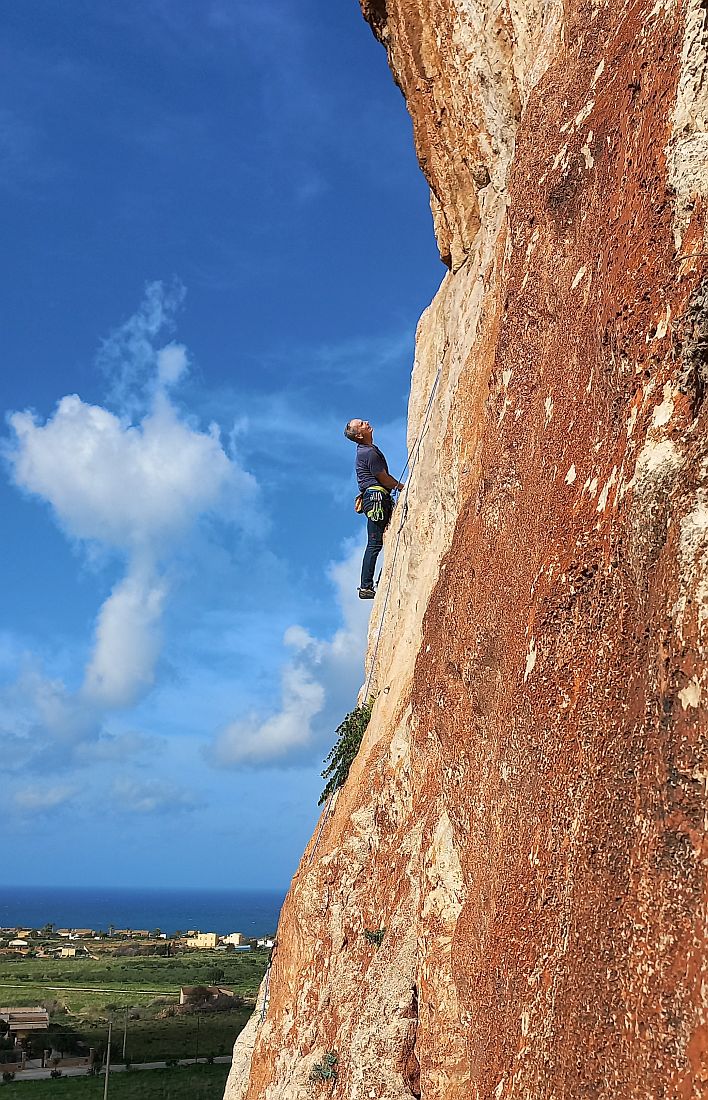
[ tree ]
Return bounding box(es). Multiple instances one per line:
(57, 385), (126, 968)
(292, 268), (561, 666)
(319, 699), (373, 805)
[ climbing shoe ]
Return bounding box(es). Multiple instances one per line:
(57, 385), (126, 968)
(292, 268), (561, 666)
(358, 587), (376, 600)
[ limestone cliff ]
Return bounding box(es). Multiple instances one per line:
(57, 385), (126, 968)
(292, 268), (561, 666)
(225, 1), (708, 1097)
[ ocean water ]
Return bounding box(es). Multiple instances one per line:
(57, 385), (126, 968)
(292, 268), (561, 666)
(0, 885), (286, 938)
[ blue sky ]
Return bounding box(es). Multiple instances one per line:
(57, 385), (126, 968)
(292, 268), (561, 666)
(0, 0), (440, 889)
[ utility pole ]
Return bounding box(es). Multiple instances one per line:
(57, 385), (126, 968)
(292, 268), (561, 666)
(121, 1007), (128, 1061)
(195, 1014), (200, 1062)
(103, 1020), (112, 1100)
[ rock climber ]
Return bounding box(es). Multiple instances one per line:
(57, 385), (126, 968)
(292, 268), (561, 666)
(344, 418), (404, 599)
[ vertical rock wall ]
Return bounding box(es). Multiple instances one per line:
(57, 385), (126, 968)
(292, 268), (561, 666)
(225, 1), (707, 1097)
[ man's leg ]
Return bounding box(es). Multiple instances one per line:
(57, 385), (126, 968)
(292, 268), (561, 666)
(360, 516), (385, 592)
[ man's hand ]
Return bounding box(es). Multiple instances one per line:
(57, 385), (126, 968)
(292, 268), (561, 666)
(376, 471), (404, 492)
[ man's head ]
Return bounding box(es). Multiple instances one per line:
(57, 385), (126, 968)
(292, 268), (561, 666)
(344, 419), (373, 444)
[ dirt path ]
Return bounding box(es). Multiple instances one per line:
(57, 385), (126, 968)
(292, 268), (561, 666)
(11, 1056), (232, 1081)
(0, 982), (179, 995)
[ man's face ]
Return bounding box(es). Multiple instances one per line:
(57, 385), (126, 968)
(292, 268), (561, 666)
(351, 419), (373, 443)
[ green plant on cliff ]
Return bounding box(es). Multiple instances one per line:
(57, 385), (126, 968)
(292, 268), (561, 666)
(310, 1051), (338, 1084)
(319, 700), (373, 806)
(363, 927), (385, 948)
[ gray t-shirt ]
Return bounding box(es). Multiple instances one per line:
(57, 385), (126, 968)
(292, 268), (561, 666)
(355, 443), (389, 492)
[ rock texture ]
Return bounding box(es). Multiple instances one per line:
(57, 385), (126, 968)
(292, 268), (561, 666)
(225, 1), (707, 1097)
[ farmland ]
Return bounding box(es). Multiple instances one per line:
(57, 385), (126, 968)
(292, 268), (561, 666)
(0, 951), (267, 1065)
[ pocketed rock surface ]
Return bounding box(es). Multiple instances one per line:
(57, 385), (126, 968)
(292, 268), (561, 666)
(225, 1), (707, 1097)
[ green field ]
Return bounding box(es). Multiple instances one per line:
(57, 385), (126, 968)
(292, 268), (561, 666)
(0, 951), (267, 1064)
(0, 1063), (230, 1098)
(0, 951), (268, 1004)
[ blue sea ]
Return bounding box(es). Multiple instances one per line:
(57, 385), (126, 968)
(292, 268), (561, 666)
(0, 885), (286, 938)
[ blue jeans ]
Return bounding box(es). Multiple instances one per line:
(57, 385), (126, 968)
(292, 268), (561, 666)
(360, 492), (392, 589)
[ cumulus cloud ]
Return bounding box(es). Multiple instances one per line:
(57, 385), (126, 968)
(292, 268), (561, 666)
(212, 661), (325, 766)
(209, 539), (370, 766)
(7, 391), (246, 554)
(3, 281), (258, 749)
(83, 569), (168, 708)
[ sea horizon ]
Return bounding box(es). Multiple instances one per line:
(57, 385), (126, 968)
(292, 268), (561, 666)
(0, 884), (287, 938)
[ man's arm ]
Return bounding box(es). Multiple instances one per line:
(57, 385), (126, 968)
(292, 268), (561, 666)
(375, 470), (404, 492)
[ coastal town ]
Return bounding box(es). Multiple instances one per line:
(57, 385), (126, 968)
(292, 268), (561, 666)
(0, 925), (275, 959)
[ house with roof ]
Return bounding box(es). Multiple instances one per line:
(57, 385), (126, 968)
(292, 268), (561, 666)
(179, 986), (235, 1005)
(186, 932), (218, 949)
(0, 1007), (49, 1040)
(222, 932), (245, 946)
(58, 944), (91, 958)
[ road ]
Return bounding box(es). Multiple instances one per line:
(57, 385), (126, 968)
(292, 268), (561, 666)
(0, 983), (179, 996)
(8, 1056), (232, 1082)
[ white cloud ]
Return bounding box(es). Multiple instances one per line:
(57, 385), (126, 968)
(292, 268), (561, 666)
(26, 667), (100, 745)
(98, 278), (186, 413)
(156, 342), (188, 387)
(83, 569), (167, 708)
(7, 392), (247, 555)
(209, 539), (370, 766)
(14, 784), (78, 813)
(212, 662), (325, 766)
(3, 282), (259, 746)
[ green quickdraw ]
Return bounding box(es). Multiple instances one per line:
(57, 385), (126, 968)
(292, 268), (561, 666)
(363, 484), (389, 523)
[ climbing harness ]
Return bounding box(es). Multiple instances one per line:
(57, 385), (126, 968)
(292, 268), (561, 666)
(355, 484), (390, 518)
(362, 484), (390, 524)
(308, 362), (444, 867)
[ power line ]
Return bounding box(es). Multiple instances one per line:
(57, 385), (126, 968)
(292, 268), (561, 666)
(102, 1019), (112, 1100)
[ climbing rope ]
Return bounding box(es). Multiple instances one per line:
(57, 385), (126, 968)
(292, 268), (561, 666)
(264, 368), (444, 1038)
(307, 787), (337, 865)
(259, 941), (278, 1024)
(362, 361), (443, 701)
(307, 362), (444, 867)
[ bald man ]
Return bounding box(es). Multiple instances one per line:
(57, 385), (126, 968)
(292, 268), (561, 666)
(344, 418), (404, 599)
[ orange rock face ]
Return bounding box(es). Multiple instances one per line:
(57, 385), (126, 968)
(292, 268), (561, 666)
(225, 1), (707, 1097)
